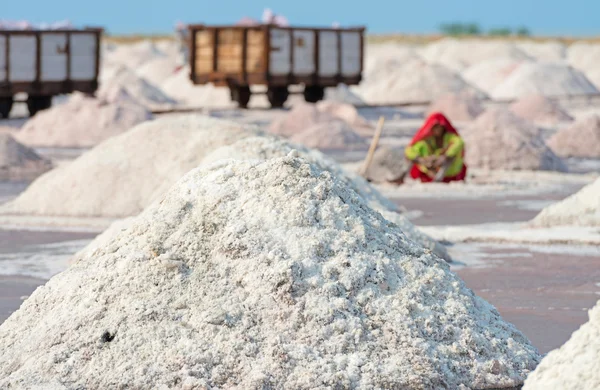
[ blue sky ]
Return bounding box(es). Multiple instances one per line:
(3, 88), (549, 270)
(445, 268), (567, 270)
(4, 0), (599, 36)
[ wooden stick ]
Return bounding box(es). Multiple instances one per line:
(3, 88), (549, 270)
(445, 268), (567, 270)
(360, 116), (385, 176)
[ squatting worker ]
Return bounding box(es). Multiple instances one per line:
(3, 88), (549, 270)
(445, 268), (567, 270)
(404, 112), (467, 183)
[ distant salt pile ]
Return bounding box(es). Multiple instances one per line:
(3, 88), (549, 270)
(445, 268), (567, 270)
(363, 146), (409, 183)
(0, 156), (540, 389)
(315, 100), (373, 135)
(1, 115), (259, 218)
(355, 57), (486, 104)
(136, 56), (179, 86)
(269, 103), (339, 137)
(426, 93), (484, 122)
(491, 63), (599, 100)
(324, 84), (365, 105)
(201, 136), (450, 261)
(530, 177), (600, 228)
(419, 38), (530, 72)
(161, 66), (232, 108)
(462, 108), (567, 171)
(510, 94), (573, 125)
(290, 120), (367, 150)
(547, 115), (600, 158)
(0, 133), (52, 181)
(567, 42), (600, 89)
(99, 66), (177, 110)
(461, 58), (528, 95)
(15, 92), (152, 148)
(515, 41), (566, 62)
(104, 40), (166, 69)
(523, 300), (600, 390)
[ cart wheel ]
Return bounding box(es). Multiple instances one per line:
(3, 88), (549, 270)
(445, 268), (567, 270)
(231, 86), (251, 109)
(27, 96), (53, 117)
(0, 97), (14, 119)
(303, 85), (325, 103)
(267, 86), (289, 108)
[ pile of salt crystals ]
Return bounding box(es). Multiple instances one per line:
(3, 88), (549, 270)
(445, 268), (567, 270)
(362, 146), (410, 184)
(0, 133), (52, 181)
(103, 40), (166, 69)
(547, 114), (600, 158)
(425, 93), (484, 122)
(136, 55), (180, 86)
(523, 300), (600, 390)
(15, 92), (152, 148)
(200, 135), (451, 261)
(98, 66), (177, 110)
(529, 177), (600, 228)
(0, 115), (260, 218)
(491, 63), (599, 100)
(461, 58), (528, 96)
(161, 65), (233, 108)
(461, 108), (567, 171)
(0, 155), (541, 389)
(509, 94), (573, 125)
(290, 120), (368, 151)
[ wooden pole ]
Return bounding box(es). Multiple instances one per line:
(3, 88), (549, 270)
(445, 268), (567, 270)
(360, 115), (385, 176)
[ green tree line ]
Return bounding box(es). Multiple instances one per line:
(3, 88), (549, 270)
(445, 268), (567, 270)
(439, 23), (530, 37)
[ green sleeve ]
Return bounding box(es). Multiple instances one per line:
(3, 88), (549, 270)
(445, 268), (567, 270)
(405, 142), (422, 161)
(445, 134), (464, 158)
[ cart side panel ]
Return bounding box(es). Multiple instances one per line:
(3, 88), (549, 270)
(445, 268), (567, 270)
(246, 29), (266, 74)
(41, 32), (68, 81)
(194, 29), (214, 75)
(70, 32), (98, 81)
(9, 35), (36, 82)
(340, 31), (361, 77)
(317, 31), (338, 77)
(0, 35), (6, 82)
(216, 28), (244, 73)
(269, 28), (291, 76)
(292, 30), (315, 75)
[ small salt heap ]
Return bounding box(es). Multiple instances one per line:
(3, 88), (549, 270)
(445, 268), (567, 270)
(510, 94), (573, 125)
(426, 92), (484, 122)
(0, 155), (540, 389)
(461, 58), (528, 96)
(461, 108), (567, 171)
(0, 133), (52, 181)
(362, 146), (409, 184)
(547, 114), (600, 158)
(290, 120), (368, 150)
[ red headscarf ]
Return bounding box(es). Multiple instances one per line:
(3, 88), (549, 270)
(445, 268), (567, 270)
(410, 112), (460, 145)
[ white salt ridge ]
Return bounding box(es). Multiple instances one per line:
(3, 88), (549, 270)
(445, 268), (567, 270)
(426, 93), (484, 122)
(354, 57), (486, 105)
(523, 300), (600, 390)
(15, 92), (152, 148)
(510, 94), (573, 125)
(104, 40), (167, 69)
(136, 55), (179, 86)
(200, 135), (449, 260)
(98, 66), (177, 110)
(530, 177), (600, 228)
(0, 133), (52, 181)
(160, 66), (233, 108)
(462, 108), (567, 172)
(324, 84), (365, 105)
(269, 103), (339, 137)
(461, 58), (529, 95)
(491, 63), (599, 100)
(547, 114), (600, 158)
(290, 120), (367, 150)
(515, 41), (566, 63)
(0, 156), (540, 389)
(1, 115), (259, 218)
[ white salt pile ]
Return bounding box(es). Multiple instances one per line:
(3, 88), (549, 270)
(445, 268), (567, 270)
(529, 177), (600, 228)
(462, 108), (567, 171)
(136, 56), (179, 86)
(98, 66), (177, 110)
(201, 136), (451, 261)
(461, 58), (528, 96)
(268, 103), (337, 136)
(315, 101), (373, 135)
(15, 92), (152, 148)
(523, 300), (600, 390)
(161, 66), (233, 108)
(290, 120), (367, 150)
(355, 57), (486, 104)
(324, 84), (365, 105)
(510, 94), (573, 125)
(567, 42), (600, 89)
(0, 155), (540, 389)
(104, 40), (167, 69)
(0, 133), (52, 181)
(515, 41), (566, 63)
(363, 146), (409, 184)
(426, 93), (484, 122)
(547, 114), (600, 158)
(1, 115), (259, 218)
(491, 63), (599, 100)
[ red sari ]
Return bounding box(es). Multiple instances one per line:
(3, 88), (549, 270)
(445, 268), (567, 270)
(408, 112), (467, 183)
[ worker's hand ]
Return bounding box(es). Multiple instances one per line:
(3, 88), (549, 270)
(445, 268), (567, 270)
(433, 155), (448, 168)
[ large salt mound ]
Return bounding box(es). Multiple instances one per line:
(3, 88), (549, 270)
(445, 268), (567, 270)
(510, 94), (573, 125)
(0, 133), (52, 181)
(201, 136), (451, 261)
(523, 301), (600, 390)
(355, 57), (486, 104)
(461, 58), (528, 95)
(529, 177), (600, 228)
(426, 93), (484, 122)
(315, 100), (372, 135)
(269, 103), (338, 137)
(547, 115), (600, 158)
(1, 115), (259, 218)
(136, 55), (179, 86)
(491, 63), (599, 100)
(98, 66), (177, 110)
(104, 40), (166, 69)
(0, 155), (540, 389)
(15, 92), (152, 148)
(161, 66), (233, 108)
(290, 120), (368, 150)
(324, 84), (365, 105)
(515, 41), (566, 62)
(462, 108), (567, 171)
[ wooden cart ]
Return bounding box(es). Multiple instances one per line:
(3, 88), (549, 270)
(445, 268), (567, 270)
(0, 27), (102, 118)
(187, 24), (365, 108)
